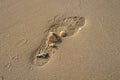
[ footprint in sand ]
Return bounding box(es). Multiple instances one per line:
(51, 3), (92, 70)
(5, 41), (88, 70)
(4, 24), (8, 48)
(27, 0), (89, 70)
(32, 16), (85, 66)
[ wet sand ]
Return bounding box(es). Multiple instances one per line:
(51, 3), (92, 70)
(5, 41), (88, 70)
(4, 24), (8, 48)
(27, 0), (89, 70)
(0, 0), (120, 80)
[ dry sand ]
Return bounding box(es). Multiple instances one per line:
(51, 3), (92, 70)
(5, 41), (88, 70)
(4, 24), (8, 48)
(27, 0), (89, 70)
(0, 0), (120, 80)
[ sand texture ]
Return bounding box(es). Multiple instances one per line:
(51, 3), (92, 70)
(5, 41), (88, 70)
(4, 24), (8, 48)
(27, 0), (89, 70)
(0, 0), (120, 80)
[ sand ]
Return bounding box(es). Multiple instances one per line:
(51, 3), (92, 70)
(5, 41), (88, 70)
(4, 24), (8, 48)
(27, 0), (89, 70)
(0, 0), (120, 80)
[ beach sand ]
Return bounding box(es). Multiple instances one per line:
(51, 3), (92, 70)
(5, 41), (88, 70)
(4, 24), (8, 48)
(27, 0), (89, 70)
(0, 0), (120, 80)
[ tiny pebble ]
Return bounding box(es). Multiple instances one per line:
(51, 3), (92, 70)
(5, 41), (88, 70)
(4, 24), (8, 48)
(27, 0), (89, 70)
(59, 31), (67, 37)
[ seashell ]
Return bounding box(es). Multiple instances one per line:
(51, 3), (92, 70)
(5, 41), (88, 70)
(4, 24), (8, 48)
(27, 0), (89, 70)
(47, 32), (59, 42)
(49, 43), (56, 48)
(59, 31), (67, 37)
(36, 53), (49, 58)
(79, 27), (82, 31)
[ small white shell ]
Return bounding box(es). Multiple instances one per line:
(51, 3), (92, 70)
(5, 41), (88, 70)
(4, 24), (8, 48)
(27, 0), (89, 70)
(59, 31), (67, 37)
(49, 43), (56, 48)
(79, 27), (82, 31)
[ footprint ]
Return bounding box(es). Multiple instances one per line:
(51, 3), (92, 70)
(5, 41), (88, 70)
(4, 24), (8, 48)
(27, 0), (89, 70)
(32, 16), (85, 66)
